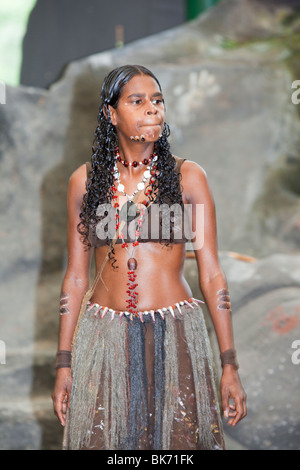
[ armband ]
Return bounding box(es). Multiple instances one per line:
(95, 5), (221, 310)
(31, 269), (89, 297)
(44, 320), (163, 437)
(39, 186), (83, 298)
(55, 350), (72, 370)
(220, 348), (239, 370)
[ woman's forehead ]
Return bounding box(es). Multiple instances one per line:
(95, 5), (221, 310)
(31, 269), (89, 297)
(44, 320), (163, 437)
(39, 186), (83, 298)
(121, 74), (162, 97)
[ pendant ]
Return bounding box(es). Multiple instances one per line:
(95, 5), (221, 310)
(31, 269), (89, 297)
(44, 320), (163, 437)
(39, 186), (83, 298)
(127, 257), (137, 270)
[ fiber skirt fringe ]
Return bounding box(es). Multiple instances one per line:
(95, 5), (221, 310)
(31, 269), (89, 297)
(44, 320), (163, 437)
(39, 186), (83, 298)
(63, 302), (225, 450)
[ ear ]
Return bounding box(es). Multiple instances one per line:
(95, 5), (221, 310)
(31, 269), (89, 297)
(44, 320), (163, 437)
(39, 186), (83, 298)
(102, 104), (117, 125)
(108, 105), (117, 126)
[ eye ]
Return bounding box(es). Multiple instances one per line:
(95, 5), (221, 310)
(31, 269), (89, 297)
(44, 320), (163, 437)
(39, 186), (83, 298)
(132, 99), (142, 105)
(152, 98), (164, 105)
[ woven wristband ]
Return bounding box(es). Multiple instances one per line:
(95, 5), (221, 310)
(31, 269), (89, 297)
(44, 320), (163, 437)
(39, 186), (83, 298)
(55, 350), (72, 370)
(220, 348), (239, 370)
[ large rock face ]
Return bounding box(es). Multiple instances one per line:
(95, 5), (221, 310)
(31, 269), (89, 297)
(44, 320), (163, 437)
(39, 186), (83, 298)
(0, 0), (300, 450)
(185, 253), (300, 450)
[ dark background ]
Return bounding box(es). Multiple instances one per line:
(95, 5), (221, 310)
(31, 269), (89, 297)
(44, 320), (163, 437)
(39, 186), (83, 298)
(20, 0), (187, 88)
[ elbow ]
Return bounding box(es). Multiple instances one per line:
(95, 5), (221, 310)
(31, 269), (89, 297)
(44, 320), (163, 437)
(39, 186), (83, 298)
(63, 270), (90, 291)
(200, 269), (226, 290)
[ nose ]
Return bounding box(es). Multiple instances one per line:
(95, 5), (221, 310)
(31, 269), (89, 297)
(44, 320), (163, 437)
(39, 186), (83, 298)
(145, 101), (158, 115)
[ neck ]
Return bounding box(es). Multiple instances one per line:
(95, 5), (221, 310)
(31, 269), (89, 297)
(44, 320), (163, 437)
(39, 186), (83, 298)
(117, 139), (155, 166)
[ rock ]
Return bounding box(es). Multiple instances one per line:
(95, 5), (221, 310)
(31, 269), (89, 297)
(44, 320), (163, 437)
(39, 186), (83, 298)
(191, 0), (294, 42)
(0, 340), (62, 450)
(0, 397), (63, 450)
(221, 253), (300, 450)
(184, 252), (300, 450)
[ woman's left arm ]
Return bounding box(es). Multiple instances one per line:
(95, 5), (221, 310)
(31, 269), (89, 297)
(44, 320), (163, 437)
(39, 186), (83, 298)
(182, 160), (247, 426)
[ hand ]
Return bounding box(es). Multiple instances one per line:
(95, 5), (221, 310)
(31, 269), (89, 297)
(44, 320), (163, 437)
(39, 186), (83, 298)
(52, 368), (73, 426)
(220, 365), (247, 426)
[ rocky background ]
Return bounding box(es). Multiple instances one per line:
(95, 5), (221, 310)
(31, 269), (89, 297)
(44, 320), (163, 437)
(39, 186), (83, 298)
(0, 0), (300, 450)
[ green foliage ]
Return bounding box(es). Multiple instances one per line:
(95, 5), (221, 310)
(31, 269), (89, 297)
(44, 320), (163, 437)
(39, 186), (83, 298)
(0, 0), (36, 86)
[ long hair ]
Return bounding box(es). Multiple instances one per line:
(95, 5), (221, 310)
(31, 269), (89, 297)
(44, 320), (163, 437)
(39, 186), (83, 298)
(77, 65), (183, 265)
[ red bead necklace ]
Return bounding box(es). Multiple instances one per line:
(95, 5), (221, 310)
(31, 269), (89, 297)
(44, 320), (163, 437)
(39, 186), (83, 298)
(111, 152), (158, 317)
(115, 146), (156, 167)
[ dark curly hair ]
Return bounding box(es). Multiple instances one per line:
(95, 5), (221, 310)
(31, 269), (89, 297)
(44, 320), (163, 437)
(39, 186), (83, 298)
(77, 65), (183, 266)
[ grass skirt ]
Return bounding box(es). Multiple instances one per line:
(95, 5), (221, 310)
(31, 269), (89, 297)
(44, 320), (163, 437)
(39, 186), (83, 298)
(63, 302), (225, 450)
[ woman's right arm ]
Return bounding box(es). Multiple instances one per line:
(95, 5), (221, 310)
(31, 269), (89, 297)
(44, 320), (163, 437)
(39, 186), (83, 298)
(52, 164), (94, 426)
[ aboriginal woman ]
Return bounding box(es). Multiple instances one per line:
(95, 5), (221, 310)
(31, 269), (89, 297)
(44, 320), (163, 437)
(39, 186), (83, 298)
(52, 64), (247, 450)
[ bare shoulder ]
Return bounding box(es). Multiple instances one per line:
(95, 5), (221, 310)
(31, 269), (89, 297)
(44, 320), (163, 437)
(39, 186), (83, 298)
(69, 162), (89, 190)
(69, 162), (88, 186)
(179, 158), (212, 203)
(181, 158), (207, 179)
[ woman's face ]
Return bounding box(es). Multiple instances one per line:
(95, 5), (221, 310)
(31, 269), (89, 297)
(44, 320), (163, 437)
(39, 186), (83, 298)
(109, 74), (165, 143)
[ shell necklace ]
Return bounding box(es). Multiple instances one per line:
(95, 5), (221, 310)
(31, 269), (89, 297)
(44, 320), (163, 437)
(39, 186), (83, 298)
(111, 150), (158, 317)
(113, 154), (158, 201)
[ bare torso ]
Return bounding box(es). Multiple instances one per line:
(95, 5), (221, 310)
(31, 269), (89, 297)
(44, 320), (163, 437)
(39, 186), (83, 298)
(90, 204), (193, 311)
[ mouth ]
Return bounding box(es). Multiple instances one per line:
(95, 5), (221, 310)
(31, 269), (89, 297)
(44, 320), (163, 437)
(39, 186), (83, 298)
(139, 123), (161, 128)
